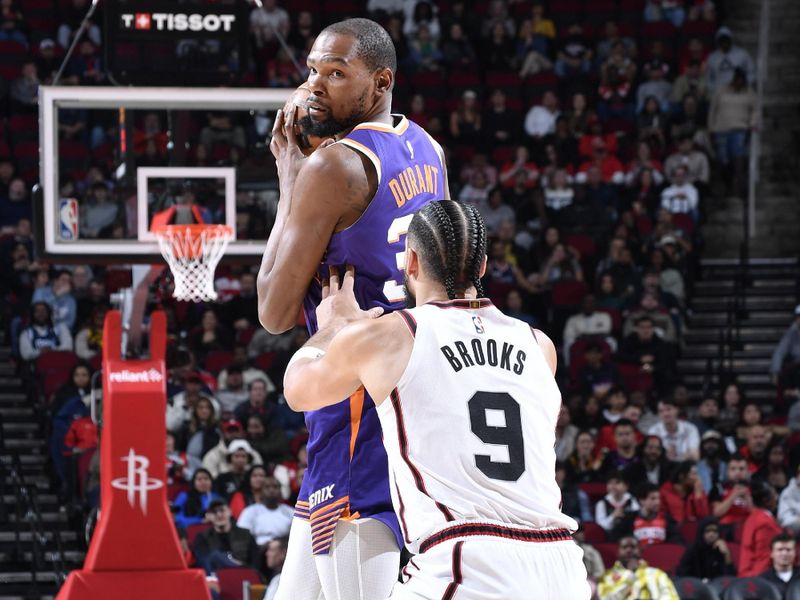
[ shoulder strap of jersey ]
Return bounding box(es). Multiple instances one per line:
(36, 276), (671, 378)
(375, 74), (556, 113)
(395, 309), (417, 337)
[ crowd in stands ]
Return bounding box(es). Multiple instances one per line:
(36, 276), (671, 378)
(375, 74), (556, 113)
(3, 0), (799, 599)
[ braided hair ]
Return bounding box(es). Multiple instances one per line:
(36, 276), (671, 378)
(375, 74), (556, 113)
(408, 200), (488, 300)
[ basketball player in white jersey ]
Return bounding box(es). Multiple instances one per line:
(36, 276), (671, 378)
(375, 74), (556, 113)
(283, 200), (590, 599)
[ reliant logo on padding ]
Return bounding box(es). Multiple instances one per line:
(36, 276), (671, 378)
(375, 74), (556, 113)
(120, 13), (236, 32)
(109, 369), (164, 383)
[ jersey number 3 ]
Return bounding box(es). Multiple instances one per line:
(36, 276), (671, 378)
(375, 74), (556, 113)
(383, 214), (414, 303)
(468, 392), (525, 482)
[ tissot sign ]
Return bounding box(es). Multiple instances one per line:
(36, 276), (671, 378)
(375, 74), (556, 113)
(105, 0), (248, 86)
(120, 12), (237, 33)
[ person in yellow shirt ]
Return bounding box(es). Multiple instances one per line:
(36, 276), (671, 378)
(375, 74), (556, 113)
(598, 536), (679, 600)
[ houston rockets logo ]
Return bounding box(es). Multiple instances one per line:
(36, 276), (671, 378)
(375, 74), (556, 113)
(110, 449), (164, 515)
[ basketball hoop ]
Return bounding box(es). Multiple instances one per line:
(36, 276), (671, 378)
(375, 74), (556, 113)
(154, 224), (234, 302)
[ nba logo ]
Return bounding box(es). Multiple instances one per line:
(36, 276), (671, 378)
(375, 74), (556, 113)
(59, 198), (79, 241)
(472, 315), (485, 334)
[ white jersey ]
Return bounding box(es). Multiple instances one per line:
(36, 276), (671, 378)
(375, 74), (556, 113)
(377, 299), (578, 554)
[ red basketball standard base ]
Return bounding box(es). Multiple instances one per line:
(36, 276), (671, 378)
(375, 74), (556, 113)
(57, 311), (210, 600)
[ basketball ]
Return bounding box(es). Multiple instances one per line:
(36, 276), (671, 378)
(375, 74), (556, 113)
(286, 83), (327, 156)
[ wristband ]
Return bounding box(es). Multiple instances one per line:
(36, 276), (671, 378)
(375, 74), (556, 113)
(287, 346), (326, 370)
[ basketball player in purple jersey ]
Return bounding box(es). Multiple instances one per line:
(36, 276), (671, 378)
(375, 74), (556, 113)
(257, 18), (448, 600)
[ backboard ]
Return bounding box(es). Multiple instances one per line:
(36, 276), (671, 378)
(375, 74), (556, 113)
(35, 85), (293, 264)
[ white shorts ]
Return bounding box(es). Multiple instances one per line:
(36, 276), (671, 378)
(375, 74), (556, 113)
(390, 538), (590, 600)
(274, 516), (400, 600)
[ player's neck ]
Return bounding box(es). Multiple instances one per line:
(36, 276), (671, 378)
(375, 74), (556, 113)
(335, 101), (393, 139)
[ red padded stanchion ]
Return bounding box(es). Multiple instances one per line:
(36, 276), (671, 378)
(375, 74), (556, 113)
(58, 310), (210, 600)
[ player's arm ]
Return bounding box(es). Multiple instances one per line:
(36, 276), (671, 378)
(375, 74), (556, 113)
(283, 315), (407, 412)
(257, 142), (370, 334)
(533, 328), (558, 375)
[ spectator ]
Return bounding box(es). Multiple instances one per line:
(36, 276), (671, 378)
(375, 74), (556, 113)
(481, 21), (515, 71)
(540, 242), (583, 286)
(649, 398), (700, 461)
(664, 136), (710, 193)
(234, 379), (276, 428)
(644, 0), (686, 28)
(173, 468), (221, 529)
(595, 472), (640, 533)
(216, 366), (249, 414)
(660, 461), (710, 523)
(236, 476), (293, 546)
(441, 22), (477, 69)
(597, 402), (645, 452)
(0, 0), (26, 46)
(199, 112), (246, 150)
(562, 294), (614, 363)
(741, 424), (770, 474)
(524, 90), (560, 139)
(574, 530), (605, 594)
(688, 0), (716, 22)
(481, 0), (514, 38)
(166, 372), (220, 436)
(710, 454), (753, 532)
(10, 60), (39, 112)
(249, 0), (290, 49)
(184, 397), (220, 463)
(167, 431), (195, 484)
(620, 317), (675, 393)
(598, 536), (679, 599)
(625, 436), (675, 486)
(565, 430), (604, 484)
(218, 345), (275, 391)
(624, 141), (665, 189)
(80, 183), (119, 239)
(612, 483), (681, 544)
(213, 439), (258, 500)
(577, 141), (625, 185)
(76, 278), (109, 330)
(637, 60), (672, 114)
(676, 517), (736, 579)
(202, 419), (263, 478)
(576, 344), (623, 405)
(601, 419), (642, 475)
(74, 306), (106, 360)
(32, 269), (77, 331)
(449, 89), (482, 146)
(246, 414), (289, 467)
(637, 96), (667, 149)
(230, 464), (269, 519)
(771, 306), (800, 388)
(555, 461), (593, 523)
(757, 442), (791, 494)
(554, 24), (592, 80)
(273, 444), (307, 503)
(57, 0), (101, 49)
(408, 24), (443, 71)
(696, 429), (727, 492)
(779, 464), (800, 529)
(458, 170), (491, 213)
(480, 187), (515, 237)
(264, 536), (289, 600)
(708, 67), (757, 193)
(542, 169), (575, 228)
(706, 27), (755, 93)
(19, 301), (73, 361)
(739, 482), (783, 577)
(0, 178), (32, 229)
(192, 498), (260, 574)
(483, 90), (521, 148)
(598, 42), (637, 123)
(670, 59), (708, 106)
(404, 0), (440, 39)
(760, 533), (800, 596)
(555, 404), (580, 462)
(499, 146), (539, 190)
(189, 309), (234, 363)
(622, 292), (678, 344)
(596, 20), (636, 64)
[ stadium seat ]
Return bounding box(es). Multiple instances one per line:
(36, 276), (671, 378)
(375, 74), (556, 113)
(679, 521), (698, 545)
(583, 0), (616, 22)
(252, 352), (278, 372)
(447, 70), (483, 97)
(185, 523), (210, 547)
(672, 577), (721, 600)
(594, 542), (619, 569)
(641, 543), (683, 575)
(617, 362), (654, 393)
(522, 71), (559, 104)
(724, 577), (782, 600)
(217, 567), (263, 600)
(485, 71), (522, 96)
(104, 269), (133, 294)
(205, 351), (234, 375)
(727, 541), (740, 567)
(565, 233), (596, 261)
(596, 307), (622, 335)
(36, 350), (80, 399)
(671, 213), (696, 237)
(410, 71), (447, 98)
(551, 280), (589, 309)
(578, 482), (607, 505)
(710, 576), (737, 597)
(581, 522), (607, 544)
(0, 41), (27, 80)
(569, 336), (612, 382)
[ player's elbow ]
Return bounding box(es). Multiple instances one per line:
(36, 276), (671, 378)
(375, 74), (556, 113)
(283, 371), (313, 412)
(258, 307), (293, 335)
(257, 288), (297, 334)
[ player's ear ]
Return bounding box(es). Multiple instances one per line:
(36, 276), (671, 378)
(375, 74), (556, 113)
(405, 247), (420, 279)
(478, 255), (487, 278)
(374, 68), (393, 96)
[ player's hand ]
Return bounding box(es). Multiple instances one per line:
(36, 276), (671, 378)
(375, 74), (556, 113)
(270, 106), (333, 185)
(316, 265), (384, 332)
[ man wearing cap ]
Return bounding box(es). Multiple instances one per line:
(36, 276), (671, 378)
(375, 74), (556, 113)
(706, 27), (755, 93)
(770, 306), (800, 388)
(636, 59), (672, 113)
(203, 419), (263, 478)
(214, 439), (259, 499)
(192, 498), (260, 574)
(696, 428), (726, 493)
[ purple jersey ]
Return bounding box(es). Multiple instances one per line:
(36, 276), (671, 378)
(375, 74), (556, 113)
(298, 115), (445, 554)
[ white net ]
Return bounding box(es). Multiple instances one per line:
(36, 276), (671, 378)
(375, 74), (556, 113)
(154, 225), (234, 302)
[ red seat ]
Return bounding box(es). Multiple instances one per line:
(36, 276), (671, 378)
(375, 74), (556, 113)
(491, 146), (515, 166)
(217, 567), (263, 600)
(641, 543), (683, 575)
(252, 352), (277, 372)
(485, 71), (522, 94)
(204, 350), (234, 375)
(594, 542), (619, 569)
(410, 71), (446, 96)
(578, 482), (607, 505)
(0, 41), (27, 80)
(596, 307), (622, 334)
(640, 22), (676, 43)
(36, 350), (79, 373)
(581, 522), (607, 544)
(680, 520), (698, 544)
(616, 362), (654, 393)
(551, 280), (589, 308)
(185, 522), (210, 546)
(168, 480), (190, 503)
(671, 213), (695, 237)
(565, 233), (596, 260)
(569, 337), (612, 382)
